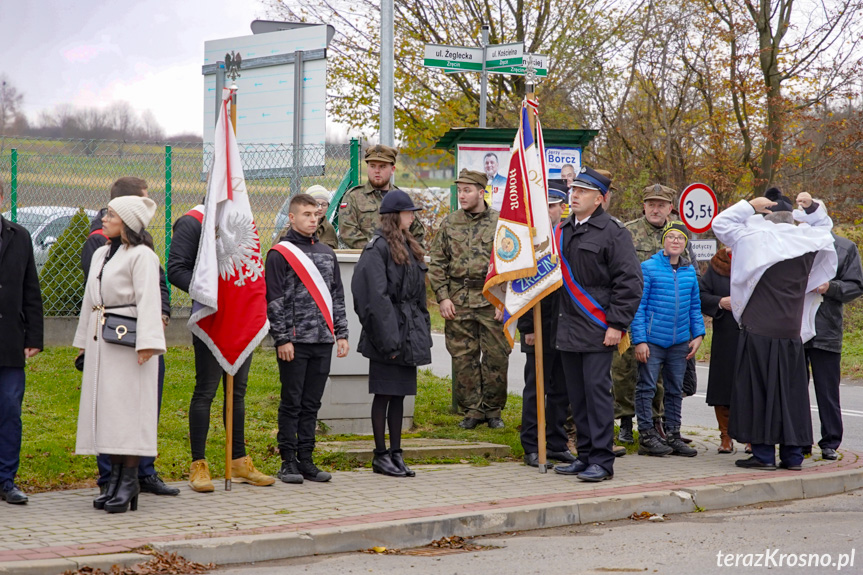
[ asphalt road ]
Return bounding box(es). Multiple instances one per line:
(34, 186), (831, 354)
(429, 333), (863, 451)
(219, 490), (863, 575)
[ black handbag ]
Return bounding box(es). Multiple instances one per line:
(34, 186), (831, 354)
(682, 356), (698, 397)
(74, 353), (85, 371)
(102, 313), (137, 347)
(97, 251), (138, 348)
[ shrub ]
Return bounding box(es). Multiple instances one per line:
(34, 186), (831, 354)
(39, 209), (91, 317)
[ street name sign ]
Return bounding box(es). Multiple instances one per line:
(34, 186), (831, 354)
(488, 53), (548, 77)
(485, 42), (524, 69)
(423, 44), (484, 71)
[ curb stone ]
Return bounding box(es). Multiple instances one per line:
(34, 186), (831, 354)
(149, 468), (863, 567)
(0, 553), (150, 575)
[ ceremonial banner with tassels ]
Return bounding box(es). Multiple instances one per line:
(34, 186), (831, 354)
(483, 100), (562, 347)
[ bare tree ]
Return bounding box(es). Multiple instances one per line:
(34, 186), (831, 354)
(0, 75), (24, 135)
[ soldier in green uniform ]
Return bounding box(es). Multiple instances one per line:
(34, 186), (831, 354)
(338, 145), (425, 249)
(614, 184), (698, 444)
(428, 169), (511, 429)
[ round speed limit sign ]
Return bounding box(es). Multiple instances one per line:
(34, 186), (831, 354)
(679, 183), (718, 234)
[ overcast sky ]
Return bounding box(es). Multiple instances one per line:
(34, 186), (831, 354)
(1, 0), (276, 136)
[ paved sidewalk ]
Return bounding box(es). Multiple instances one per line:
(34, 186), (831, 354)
(3, 431), (862, 574)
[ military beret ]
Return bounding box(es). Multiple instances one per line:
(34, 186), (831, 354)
(364, 144), (398, 164)
(571, 166), (611, 196)
(454, 168), (488, 188)
(642, 184), (677, 203)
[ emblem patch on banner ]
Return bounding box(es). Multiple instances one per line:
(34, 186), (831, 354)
(216, 211), (265, 286)
(496, 226), (522, 262)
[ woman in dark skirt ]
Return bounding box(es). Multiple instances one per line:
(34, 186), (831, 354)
(352, 190), (432, 477)
(699, 247), (741, 453)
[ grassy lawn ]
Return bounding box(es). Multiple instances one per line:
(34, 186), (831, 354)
(18, 347), (524, 493)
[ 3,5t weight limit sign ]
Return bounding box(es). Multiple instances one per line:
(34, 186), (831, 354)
(679, 183), (718, 234)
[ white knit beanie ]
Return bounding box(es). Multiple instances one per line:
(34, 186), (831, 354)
(305, 185), (331, 202)
(108, 196), (157, 233)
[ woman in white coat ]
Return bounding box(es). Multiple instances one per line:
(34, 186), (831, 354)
(74, 195), (166, 513)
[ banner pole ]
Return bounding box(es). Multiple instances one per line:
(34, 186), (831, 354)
(225, 373), (234, 490)
(526, 88), (548, 473)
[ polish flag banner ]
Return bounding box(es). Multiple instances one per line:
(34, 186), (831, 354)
(188, 88), (269, 374)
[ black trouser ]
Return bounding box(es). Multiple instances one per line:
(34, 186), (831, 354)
(805, 347), (843, 450)
(277, 343), (332, 457)
(97, 356), (165, 485)
(521, 350), (569, 453)
(560, 350), (615, 474)
(190, 336), (251, 461)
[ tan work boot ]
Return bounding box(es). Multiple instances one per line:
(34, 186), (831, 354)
(231, 455), (275, 486)
(189, 459), (215, 493)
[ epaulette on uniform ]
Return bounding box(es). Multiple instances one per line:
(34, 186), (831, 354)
(365, 235), (380, 249)
(624, 218), (640, 227)
(610, 216), (625, 228)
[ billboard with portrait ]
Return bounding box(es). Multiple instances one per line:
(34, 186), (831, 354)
(456, 144), (512, 211)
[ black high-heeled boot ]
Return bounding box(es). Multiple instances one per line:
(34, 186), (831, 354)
(93, 464), (122, 509)
(105, 467), (140, 513)
(390, 449), (415, 477)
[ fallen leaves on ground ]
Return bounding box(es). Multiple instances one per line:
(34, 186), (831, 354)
(429, 535), (486, 551)
(62, 551), (214, 574)
(629, 511), (667, 522)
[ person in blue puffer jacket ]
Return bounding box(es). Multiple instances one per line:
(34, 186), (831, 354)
(631, 221), (705, 458)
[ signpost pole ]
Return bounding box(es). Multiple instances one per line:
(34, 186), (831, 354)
(292, 50), (305, 199)
(381, 0), (395, 147)
(479, 24), (489, 128)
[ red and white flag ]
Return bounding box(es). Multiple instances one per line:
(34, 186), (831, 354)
(188, 88), (269, 374)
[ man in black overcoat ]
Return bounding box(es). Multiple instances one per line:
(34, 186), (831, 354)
(0, 179), (44, 504)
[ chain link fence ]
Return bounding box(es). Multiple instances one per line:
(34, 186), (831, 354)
(0, 136), (361, 317)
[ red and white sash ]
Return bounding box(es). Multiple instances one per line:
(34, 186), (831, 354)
(270, 241), (334, 337)
(185, 205), (204, 224)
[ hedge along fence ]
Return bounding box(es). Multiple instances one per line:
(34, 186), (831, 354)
(39, 209), (90, 317)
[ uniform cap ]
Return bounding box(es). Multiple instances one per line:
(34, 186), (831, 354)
(454, 168), (488, 188)
(364, 144), (398, 164)
(108, 196), (157, 233)
(642, 184), (676, 203)
(380, 189), (421, 214)
(571, 166), (611, 196)
(305, 185), (331, 202)
(764, 187), (794, 212)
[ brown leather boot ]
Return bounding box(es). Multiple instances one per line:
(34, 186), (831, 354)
(714, 406), (733, 453)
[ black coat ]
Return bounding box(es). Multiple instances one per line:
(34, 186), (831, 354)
(166, 212), (201, 294)
(806, 234), (863, 354)
(0, 216), (44, 367)
(352, 233), (432, 366)
(555, 207), (643, 353)
(699, 263), (739, 406)
(518, 289), (560, 354)
(81, 210), (171, 316)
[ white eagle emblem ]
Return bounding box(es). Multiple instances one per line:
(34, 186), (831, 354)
(215, 211), (264, 286)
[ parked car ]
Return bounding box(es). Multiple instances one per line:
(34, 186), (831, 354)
(2, 206), (98, 274)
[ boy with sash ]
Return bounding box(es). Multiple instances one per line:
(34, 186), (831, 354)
(266, 193), (349, 484)
(553, 167), (643, 482)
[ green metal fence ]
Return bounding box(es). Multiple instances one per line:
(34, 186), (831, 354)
(0, 136), (362, 316)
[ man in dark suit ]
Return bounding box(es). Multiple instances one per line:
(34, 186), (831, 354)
(0, 179), (44, 504)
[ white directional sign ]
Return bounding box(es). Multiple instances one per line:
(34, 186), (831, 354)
(485, 42), (524, 69)
(423, 44), (484, 71)
(488, 53), (548, 77)
(679, 183), (718, 234)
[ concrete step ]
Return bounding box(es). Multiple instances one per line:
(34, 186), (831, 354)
(317, 437), (511, 461)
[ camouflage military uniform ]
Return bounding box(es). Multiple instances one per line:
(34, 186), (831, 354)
(315, 218), (339, 250)
(338, 181), (425, 249)
(428, 206), (511, 420)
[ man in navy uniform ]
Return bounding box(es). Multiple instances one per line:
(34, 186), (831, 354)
(553, 168), (642, 482)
